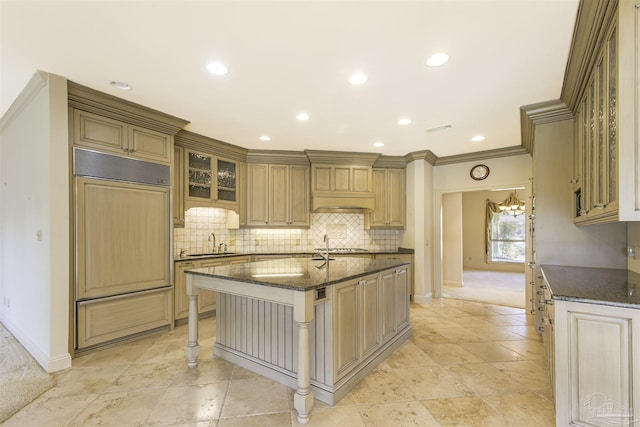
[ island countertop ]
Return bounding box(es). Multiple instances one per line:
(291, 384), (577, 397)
(186, 256), (410, 292)
(540, 264), (640, 309)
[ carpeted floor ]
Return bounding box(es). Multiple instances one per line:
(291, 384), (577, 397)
(443, 269), (525, 308)
(0, 323), (56, 423)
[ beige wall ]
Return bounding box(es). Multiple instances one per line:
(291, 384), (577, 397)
(442, 192), (463, 286)
(462, 189), (527, 273)
(534, 119), (627, 270)
(0, 72), (71, 372)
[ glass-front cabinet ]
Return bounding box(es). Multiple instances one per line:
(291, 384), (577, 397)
(573, 24), (618, 225)
(185, 148), (239, 211)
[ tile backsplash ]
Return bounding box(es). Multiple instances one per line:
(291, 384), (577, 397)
(173, 207), (400, 255)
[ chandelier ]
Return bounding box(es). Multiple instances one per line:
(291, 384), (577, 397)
(499, 192), (526, 216)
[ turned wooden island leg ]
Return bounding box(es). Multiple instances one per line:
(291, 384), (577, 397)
(185, 276), (201, 368)
(293, 290), (315, 424)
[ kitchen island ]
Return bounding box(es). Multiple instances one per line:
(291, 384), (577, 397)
(185, 257), (412, 424)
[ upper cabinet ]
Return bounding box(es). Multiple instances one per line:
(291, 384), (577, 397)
(68, 82), (188, 166)
(370, 168), (405, 228)
(175, 131), (247, 215)
(311, 165), (372, 193)
(246, 151), (310, 227)
(567, 0), (640, 224)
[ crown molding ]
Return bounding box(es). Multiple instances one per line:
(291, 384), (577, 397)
(246, 149), (310, 165)
(405, 150), (438, 165)
(67, 80), (189, 135)
(435, 145), (529, 166)
(304, 149), (380, 166)
(373, 155), (407, 168)
(175, 130), (248, 162)
(0, 71), (49, 132)
(520, 99), (574, 154)
(560, 0), (618, 111)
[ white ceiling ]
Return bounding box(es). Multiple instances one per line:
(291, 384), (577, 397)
(1, 1), (578, 158)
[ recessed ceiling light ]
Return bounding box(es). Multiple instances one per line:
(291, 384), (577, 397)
(373, 141), (384, 147)
(471, 135), (486, 142)
(425, 52), (449, 67)
(259, 135), (271, 141)
(206, 62), (229, 76)
(349, 72), (368, 85)
(398, 118), (412, 126)
(296, 113), (310, 121)
(110, 81), (132, 91)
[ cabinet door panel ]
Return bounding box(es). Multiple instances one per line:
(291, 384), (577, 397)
(352, 167), (371, 192)
(360, 276), (380, 359)
(269, 165), (289, 225)
(334, 167), (351, 192)
(129, 126), (171, 163)
(394, 268), (410, 330)
(569, 312), (631, 426)
(77, 288), (171, 348)
(380, 271), (397, 342)
(76, 178), (170, 299)
(335, 281), (359, 379)
(74, 109), (126, 154)
(247, 164), (269, 225)
(289, 165), (310, 226)
(313, 166), (332, 192)
(174, 261), (195, 320)
(371, 169), (386, 227)
(387, 169), (405, 227)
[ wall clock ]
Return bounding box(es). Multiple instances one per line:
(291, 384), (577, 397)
(470, 164), (490, 181)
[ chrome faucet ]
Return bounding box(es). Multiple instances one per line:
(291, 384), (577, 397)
(208, 232), (216, 253)
(324, 234), (330, 260)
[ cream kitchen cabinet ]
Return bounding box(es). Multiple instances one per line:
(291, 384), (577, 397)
(174, 255), (251, 321)
(377, 254), (413, 300)
(173, 145), (185, 227)
(553, 300), (640, 427)
(571, 1), (640, 224)
(334, 273), (381, 381)
(73, 109), (172, 164)
(370, 168), (405, 228)
(246, 163), (310, 227)
(311, 164), (372, 193)
(184, 148), (241, 212)
(380, 266), (410, 342)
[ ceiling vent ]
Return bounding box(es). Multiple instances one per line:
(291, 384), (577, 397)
(424, 123), (453, 133)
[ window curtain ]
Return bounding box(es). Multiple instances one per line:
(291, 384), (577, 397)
(485, 199), (503, 258)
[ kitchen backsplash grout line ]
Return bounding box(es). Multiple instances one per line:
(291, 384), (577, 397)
(174, 207), (400, 255)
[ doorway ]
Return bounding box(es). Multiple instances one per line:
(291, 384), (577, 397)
(440, 189), (528, 309)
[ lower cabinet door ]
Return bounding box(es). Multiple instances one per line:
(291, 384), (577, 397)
(77, 288), (172, 349)
(334, 280), (359, 380)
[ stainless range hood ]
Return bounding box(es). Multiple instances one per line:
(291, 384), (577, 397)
(312, 193), (375, 212)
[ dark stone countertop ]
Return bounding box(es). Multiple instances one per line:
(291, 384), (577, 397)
(540, 264), (640, 309)
(186, 257), (410, 292)
(175, 248), (414, 262)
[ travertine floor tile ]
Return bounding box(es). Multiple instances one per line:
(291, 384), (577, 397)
(497, 339), (546, 361)
(170, 357), (235, 386)
(105, 360), (184, 392)
(490, 360), (551, 391)
(384, 341), (439, 368)
(302, 406), (366, 427)
(218, 411), (292, 426)
(358, 401), (441, 426)
(422, 396), (509, 426)
(68, 388), (165, 427)
(71, 339), (154, 368)
(41, 365), (128, 398)
(339, 367), (416, 405)
(417, 343), (484, 365)
(445, 316), (498, 329)
(481, 391), (555, 426)
(430, 327), (485, 343)
(485, 314), (529, 326)
(220, 378), (290, 418)
(395, 365), (473, 400)
(146, 383), (228, 425)
(1, 394), (99, 427)
(458, 342), (526, 363)
(445, 363), (527, 395)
